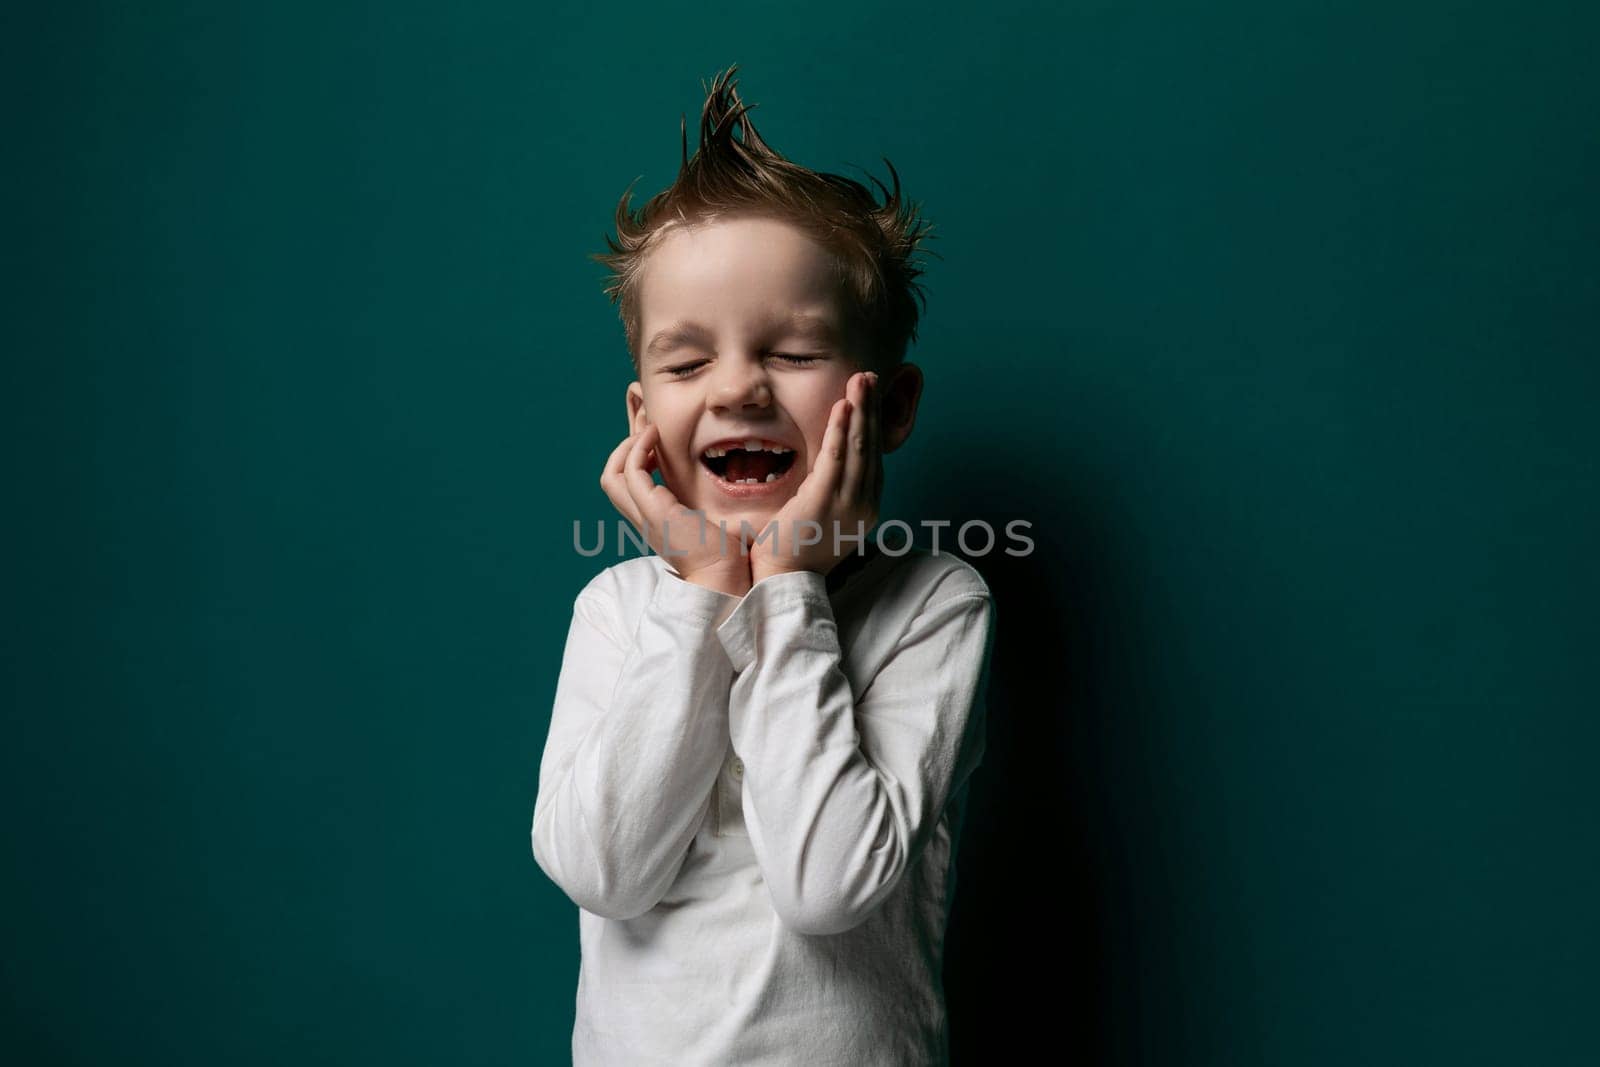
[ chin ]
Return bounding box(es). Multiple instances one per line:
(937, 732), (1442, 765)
(704, 501), (777, 532)
(702, 504), (783, 555)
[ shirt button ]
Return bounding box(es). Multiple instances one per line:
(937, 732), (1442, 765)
(730, 758), (744, 780)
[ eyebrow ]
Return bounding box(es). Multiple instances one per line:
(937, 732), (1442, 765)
(643, 312), (842, 362)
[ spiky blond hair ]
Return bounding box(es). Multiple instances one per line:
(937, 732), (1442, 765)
(591, 64), (936, 372)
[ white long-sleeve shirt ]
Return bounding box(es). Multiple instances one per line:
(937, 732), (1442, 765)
(531, 542), (996, 1066)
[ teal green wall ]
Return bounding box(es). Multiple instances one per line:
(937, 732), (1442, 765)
(6, 2), (1595, 1063)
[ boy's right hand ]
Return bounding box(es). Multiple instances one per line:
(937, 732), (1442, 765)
(600, 425), (753, 598)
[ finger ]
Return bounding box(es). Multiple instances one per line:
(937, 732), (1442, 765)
(601, 432), (637, 490)
(806, 396), (851, 508)
(622, 428), (669, 546)
(623, 426), (663, 516)
(624, 425), (687, 538)
(862, 371), (881, 504)
(841, 372), (871, 502)
(601, 432), (645, 529)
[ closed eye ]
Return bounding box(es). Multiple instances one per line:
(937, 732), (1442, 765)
(663, 353), (821, 378)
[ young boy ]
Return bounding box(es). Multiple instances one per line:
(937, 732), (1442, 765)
(531, 65), (996, 1066)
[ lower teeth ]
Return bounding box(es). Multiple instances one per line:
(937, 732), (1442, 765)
(727, 473), (779, 484)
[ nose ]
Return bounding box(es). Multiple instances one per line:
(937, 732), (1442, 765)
(708, 355), (773, 413)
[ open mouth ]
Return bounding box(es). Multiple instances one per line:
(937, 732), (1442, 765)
(699, 440), (799, 485)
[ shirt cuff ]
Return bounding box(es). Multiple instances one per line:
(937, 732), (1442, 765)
(715, 569), (833, 672)
(653, 566), (746, 629)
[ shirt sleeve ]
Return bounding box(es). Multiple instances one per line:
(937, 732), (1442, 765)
(714, 567), (995, 936)
(531, 567), (743, 920)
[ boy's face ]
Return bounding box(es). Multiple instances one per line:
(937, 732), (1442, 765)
(626, 215), (872, 539)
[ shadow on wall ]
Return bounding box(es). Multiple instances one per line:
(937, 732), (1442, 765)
(908, 422), (1145, 1062)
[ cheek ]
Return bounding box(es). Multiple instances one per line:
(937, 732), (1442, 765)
(646, 410), (692, 464)
(799, 395), (847, 460)
(662, 437), (697, 482)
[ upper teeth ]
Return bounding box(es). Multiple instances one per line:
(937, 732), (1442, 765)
(702, 440), (794, 459)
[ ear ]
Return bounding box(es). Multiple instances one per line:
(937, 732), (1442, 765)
(625, 381), (648, 435)
(877, 362), (924, 454)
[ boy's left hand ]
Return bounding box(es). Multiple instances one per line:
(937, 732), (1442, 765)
(749, 370), (882, 584)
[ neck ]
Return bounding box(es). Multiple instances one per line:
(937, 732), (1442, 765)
(825, 539), (881, 595)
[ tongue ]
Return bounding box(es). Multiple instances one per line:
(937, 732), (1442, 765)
(724, 449), (779, 482)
